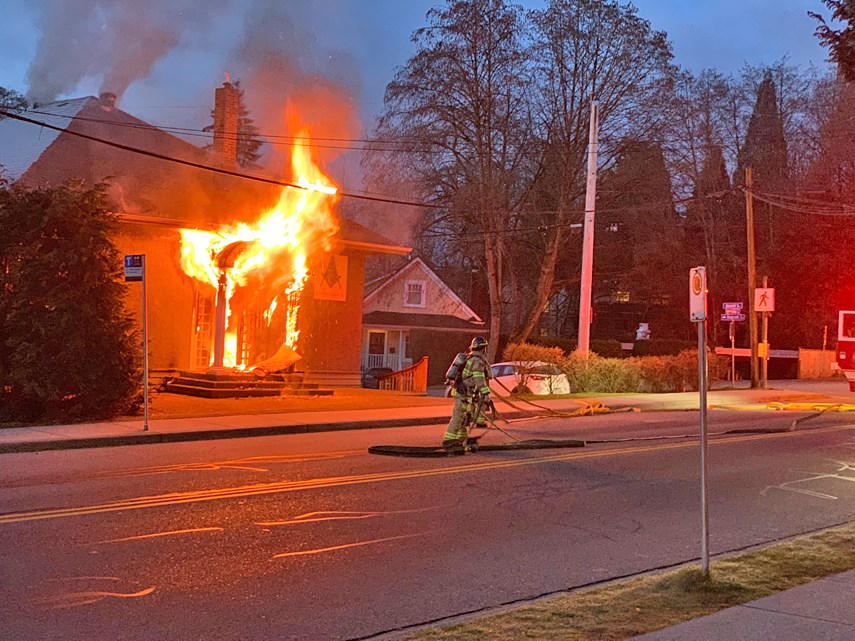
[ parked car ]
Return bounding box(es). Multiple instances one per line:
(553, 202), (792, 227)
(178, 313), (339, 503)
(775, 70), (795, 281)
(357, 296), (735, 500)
(361, 367), (393, 389)
(489, 361), (570, 396)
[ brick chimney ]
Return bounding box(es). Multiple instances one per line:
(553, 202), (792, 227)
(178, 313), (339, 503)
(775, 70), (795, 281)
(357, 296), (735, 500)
(99, 92), (117, 111)
(212, 75), (239, 168)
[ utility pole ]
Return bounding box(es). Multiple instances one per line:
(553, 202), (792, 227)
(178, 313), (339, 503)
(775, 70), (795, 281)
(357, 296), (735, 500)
(761, 275), (769, 389)
(745, 167), (759, 388)
(577, 101), (599, 357)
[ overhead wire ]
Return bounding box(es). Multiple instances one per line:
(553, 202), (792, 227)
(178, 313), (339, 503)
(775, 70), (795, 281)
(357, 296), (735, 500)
(0, 109), (444, 210)
(24, 107), (436, 152)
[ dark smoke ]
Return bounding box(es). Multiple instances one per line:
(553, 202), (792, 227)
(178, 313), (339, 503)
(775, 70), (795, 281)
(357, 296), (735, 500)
(227, 0), (364, 170)
(26, 0), (231, 105)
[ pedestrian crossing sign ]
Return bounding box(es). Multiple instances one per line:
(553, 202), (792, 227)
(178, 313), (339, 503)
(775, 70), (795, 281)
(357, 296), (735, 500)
(754, 288), (775, 312)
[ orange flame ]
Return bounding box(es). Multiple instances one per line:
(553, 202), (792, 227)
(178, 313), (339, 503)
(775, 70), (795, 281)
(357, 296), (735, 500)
(179, 123), (339, 368)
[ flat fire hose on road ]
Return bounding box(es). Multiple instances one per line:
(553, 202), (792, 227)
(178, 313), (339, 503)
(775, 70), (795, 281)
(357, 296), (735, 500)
(368, 382), (592, 458)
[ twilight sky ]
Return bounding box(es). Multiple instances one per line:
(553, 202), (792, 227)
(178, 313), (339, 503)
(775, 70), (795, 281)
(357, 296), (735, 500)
(0, 0), (836, 189)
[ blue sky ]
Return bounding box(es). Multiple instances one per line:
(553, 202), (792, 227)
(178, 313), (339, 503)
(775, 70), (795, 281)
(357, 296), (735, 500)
(0, 0), (834, 165)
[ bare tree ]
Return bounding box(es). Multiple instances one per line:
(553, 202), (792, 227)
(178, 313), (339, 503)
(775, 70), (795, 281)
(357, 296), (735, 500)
(511, 0), (675, 343)
(371, 0), (534, 360)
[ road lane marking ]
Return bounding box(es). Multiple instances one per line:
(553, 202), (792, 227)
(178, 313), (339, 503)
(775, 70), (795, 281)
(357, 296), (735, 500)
(2, 425), (852, 526)
(35, 586), (155, 610)
(256, 507), (437, 527)
(272, 532), (426, 559)
(762, 460), (855, 500)
(90, 526), (224, 544)
(96, 451), (358, 478)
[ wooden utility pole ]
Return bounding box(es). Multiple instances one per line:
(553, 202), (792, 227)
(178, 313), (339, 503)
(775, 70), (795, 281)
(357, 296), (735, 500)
(577, 101), (599, 356)
(761, 275), (769, 389)
(745, 167), (759, 388)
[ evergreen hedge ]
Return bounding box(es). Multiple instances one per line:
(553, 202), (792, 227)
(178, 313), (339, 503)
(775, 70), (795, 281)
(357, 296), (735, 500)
(0, 184), (142, 423)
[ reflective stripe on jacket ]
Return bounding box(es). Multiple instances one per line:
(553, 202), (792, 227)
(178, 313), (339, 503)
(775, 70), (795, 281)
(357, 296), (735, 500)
(461, 352), (491, 396)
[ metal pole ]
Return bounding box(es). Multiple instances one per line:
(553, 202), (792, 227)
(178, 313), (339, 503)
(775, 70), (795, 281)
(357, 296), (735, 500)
(577, 101), (599, 357)
(699, 318), (710, 576)
(730, 321), (735, 387)
(761, 275), (769, 390)
(142, 255), (149, 432)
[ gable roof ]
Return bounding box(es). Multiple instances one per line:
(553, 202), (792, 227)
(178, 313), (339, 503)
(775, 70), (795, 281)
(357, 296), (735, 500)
(0, 97), (93, 181)
(0, 97), (410, 255)
(363, 257), (482, 321)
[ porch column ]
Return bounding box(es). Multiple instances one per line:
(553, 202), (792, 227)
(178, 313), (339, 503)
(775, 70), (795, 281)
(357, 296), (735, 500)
(211, 271), (228, 369)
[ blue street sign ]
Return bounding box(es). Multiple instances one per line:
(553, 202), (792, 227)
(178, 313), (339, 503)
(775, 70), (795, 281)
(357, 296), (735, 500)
(721, 313), (746, 322)
(722, 301), (743, 310)
(124, 255), (144, 282)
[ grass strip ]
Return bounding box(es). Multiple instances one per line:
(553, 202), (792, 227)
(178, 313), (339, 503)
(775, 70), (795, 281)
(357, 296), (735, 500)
(402, 522), (855, 640)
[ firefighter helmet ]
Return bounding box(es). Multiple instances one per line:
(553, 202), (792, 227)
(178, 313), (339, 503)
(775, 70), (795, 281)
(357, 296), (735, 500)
(469, 336), (488, 351)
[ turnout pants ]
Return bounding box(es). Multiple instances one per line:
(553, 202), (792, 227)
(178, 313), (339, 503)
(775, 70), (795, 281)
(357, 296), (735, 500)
(443, 394), (486, 444)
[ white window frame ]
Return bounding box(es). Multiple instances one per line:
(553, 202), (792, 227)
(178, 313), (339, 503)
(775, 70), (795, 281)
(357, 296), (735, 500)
(403, 279), (426, 308)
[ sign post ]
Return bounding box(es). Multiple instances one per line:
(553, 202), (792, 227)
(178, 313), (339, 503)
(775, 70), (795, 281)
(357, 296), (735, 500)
(720, 302), (744, 386)
(124, 255), (149, 432)
(755, 284), (775, 390)
(689, 266), (710, 577)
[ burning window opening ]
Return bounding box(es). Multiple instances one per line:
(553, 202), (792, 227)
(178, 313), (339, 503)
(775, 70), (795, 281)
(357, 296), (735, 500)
(179, 125), (339, 372)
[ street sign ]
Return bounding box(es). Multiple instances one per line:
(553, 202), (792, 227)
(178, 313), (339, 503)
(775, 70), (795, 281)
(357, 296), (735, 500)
(721, 313), (746, 322)
(689, 266), (707, 322)
(123, 254), (149, 431)
(124, 254), (144, 282)
(722, 301), (743, 311)
(755, 287), (775, 312)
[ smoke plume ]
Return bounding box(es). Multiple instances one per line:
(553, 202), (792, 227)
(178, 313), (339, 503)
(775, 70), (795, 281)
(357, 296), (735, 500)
(227, 0), (363, 170)
(26, 0), (230, 105)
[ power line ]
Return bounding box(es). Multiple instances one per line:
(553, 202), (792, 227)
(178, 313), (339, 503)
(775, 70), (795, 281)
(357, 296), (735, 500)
(0, 109), (443, 210)
(746, 187), (855, 216)
(26, 107), (432, 152)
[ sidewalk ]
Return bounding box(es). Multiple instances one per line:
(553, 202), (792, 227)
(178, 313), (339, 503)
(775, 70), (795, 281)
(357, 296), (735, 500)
(630, 569), (855, 641)
(0, 379), (851, 453)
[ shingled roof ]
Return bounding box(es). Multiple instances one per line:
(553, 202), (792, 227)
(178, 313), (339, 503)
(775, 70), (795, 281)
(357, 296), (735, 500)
(0, 96), (409, 255)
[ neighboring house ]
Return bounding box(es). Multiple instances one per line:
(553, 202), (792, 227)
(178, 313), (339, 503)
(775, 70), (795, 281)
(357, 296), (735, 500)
(0, 87), (410, 387)
(362, 258), (485, 383)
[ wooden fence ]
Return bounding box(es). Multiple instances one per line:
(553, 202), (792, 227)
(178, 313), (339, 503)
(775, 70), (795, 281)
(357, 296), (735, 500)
(378, 356), (429, 393)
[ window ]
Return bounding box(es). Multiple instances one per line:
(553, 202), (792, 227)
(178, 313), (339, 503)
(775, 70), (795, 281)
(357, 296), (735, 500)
(193, 291), (215, 368)
(368, 332), (386, 355)
(404, 280), (426, 307)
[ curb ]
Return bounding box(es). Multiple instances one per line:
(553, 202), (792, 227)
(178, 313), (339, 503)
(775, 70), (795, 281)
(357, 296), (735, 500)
(0, 401), (780, 454)
(0, 408), (559, 453)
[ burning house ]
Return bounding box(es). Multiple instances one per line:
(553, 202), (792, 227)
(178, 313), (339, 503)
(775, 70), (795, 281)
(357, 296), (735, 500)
(0, 84), (410, 389)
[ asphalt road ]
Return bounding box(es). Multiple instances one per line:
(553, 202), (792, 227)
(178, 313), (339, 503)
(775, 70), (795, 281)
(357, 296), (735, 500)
(1, 409), (854, 641)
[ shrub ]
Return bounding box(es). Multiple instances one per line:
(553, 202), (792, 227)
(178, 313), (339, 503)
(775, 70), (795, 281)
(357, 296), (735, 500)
(0, 184), (142, 423)
(633, 339), (696, 357)
(560, 351), (642, 393)
(502, 342), (563, 366)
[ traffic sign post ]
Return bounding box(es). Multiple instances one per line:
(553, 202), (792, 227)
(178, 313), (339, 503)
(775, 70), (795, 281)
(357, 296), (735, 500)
(689, 267), (710, 577)
(755, 284), (775, 389)
(720, 303), (744, 387)
(124, 255), (149, 431)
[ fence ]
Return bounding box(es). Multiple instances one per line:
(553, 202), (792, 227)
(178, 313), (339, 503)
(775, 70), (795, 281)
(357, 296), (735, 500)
(797, 349), (837, 379)
(378, 356), (429, 393)
(362, 353), (401, 371)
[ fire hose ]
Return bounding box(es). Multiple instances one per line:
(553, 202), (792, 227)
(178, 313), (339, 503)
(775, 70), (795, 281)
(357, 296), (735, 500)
(368, 389), (588, 458)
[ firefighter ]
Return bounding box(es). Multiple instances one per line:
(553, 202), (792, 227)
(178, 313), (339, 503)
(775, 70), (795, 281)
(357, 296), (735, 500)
(442, 335), (492, 449)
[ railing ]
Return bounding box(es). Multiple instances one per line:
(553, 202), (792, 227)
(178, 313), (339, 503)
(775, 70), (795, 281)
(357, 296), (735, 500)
(378, 356), (429, 393)
(363, 353), (400, 370)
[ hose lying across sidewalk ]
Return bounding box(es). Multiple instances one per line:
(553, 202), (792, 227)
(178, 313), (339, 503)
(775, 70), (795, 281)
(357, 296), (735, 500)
(368, 385), (855, 458)
(369, 378), (625, 457)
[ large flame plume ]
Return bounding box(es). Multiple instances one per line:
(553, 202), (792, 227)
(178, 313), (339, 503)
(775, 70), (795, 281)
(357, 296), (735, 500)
(179, 115), (339, 368)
